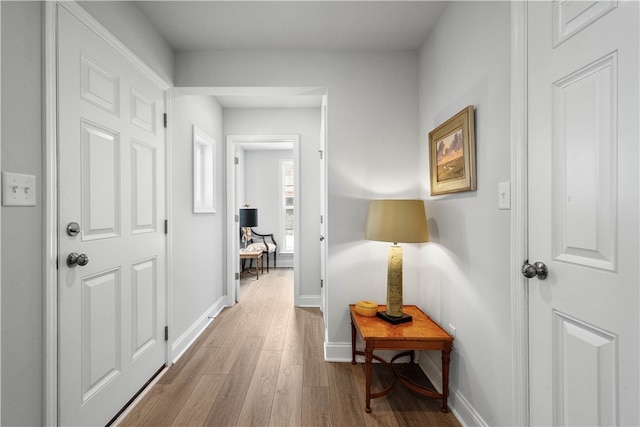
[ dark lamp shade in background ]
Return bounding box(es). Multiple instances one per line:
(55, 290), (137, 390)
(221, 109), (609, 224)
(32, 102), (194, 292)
(365, 199), (429, 244)
(239, 208), (258, 228)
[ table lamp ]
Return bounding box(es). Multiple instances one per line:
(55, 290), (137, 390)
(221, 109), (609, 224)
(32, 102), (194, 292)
(365, 199), (429, 324)
(239, 207), (258, 249)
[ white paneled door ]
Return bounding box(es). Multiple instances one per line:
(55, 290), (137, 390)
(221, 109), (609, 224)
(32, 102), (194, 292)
(528, 1), (639, 425)
(57, 6), (167, 425)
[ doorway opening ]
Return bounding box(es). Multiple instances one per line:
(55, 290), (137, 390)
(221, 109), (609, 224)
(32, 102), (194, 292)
(226, 135), (301, 305)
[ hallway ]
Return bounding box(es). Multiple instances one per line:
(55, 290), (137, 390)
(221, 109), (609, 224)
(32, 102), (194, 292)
(116, 268), (460, 426)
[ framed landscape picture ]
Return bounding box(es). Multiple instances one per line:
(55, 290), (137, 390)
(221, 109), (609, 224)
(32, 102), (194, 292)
(429, 105), (476, 195)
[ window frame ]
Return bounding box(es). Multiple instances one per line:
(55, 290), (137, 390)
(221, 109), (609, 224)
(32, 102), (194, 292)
(280, 159), (294, 253)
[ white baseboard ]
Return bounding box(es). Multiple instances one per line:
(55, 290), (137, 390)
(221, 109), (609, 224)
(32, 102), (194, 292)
(298, 294), (321, 307)
(274, 259), (294, 268)
(324, 341), (413, 363)
(417, 351), (487, 427)
(324, 341), (352, 362)
(170, 296), (226, 363)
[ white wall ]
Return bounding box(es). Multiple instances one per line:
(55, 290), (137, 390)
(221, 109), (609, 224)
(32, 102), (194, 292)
(418, 2), (512, 426)
(224, 108), (321, 299)
(193, 54), (420, 344)
(244, 149), (294, 267)
(1, 3), (43, 425)
(170, 93), (225, 359)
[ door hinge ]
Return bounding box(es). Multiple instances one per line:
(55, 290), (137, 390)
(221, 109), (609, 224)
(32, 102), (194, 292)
(235, 272), (240, 280)
(320, 215), (324, 224)
(235, 214), (239, 223)
(164, 326), (169, 341)
(318, 150), (323, 160)
(320, 279), (324, 288)
(163, 113), (168, 128)
(234, 157), (239, 165)
(164, 219), (168, 234)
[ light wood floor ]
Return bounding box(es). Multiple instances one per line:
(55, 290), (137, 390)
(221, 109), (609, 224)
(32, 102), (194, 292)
(117, 268), (461, 426)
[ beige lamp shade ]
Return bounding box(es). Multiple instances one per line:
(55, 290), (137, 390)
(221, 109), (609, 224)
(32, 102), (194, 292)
(365, 199), (429, 244)
(365, 199), (429, 321)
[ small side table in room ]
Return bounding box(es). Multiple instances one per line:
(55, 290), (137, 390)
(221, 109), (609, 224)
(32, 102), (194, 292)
(349, 304), (454, 413)
(239, 249), (263, 280)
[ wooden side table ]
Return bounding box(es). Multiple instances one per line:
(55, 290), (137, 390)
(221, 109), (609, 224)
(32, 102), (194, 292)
(239, 250), (263, 280)
(349, 304), (454, 413)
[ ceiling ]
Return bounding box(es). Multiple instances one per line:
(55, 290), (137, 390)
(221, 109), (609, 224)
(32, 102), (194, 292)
(134, 1), (449, 107)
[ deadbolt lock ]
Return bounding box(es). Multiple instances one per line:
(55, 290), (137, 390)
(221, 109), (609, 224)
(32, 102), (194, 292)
(67, 222), (80, 237)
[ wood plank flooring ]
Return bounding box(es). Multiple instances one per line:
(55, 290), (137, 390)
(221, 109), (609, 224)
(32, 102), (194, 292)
(117, 268), (461, 426)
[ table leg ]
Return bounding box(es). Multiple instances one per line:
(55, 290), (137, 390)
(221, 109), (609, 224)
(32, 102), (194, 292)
(351, 319), (356, 364)
(441, 349), (451, 413)
(364, 348), (373, 413)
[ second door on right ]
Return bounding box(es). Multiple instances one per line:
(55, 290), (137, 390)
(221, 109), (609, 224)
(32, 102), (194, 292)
(528, 1), (639, 425)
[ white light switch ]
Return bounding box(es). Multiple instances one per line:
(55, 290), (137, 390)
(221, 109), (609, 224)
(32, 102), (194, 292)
(498, 181), (511, 210)
(2, 172), (36, 207)
(448, 324), (456, 338)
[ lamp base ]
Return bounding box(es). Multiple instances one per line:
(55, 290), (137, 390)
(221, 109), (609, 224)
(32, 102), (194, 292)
(376, 311), (413, 324)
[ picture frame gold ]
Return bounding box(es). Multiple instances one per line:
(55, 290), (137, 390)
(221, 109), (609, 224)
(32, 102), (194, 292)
(429, 105), (476, 196)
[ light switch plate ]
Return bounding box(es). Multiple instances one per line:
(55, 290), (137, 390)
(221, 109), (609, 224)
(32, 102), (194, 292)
(448, 324), (456, 338)
(2, 172), (36, 207)
(498, 181), (511, 210)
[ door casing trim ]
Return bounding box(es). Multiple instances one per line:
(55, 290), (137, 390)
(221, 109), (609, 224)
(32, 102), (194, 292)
(510, 2), (530, 426)
(225, 134), (301, 307)
(44, 2), (172, 425)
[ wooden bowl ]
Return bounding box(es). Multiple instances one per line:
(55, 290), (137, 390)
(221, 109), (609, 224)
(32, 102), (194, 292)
(355, 300), (378, 317)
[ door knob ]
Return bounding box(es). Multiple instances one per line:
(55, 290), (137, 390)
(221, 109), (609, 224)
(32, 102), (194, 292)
(67, 252), (89, 267)
(320, 236), (325, 241)
(521, 260), (547, 280)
